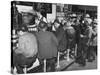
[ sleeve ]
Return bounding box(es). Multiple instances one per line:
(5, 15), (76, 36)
(15, 36), (26, 54)
(92, 26), (97, 36)
(87, 27), (93, 39)
(51, 32), (58, 46)
(35, 32), (39, 41)
(86, 27), (93, 46)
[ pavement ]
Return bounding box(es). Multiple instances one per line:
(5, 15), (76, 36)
(27, 57), (97, 73)
(65, 57), (97, 71)
(27, 57), (75, 73)
(26, 55), (97, 73)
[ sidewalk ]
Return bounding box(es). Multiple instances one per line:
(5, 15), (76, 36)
(27, 58), (75, 73)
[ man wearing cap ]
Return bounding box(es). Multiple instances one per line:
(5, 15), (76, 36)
(22, 10), (38, 32)
(13, 26), (38, 73)
(36, 21), (58, 72)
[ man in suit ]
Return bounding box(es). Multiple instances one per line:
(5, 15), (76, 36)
(36, 21), (58, 72)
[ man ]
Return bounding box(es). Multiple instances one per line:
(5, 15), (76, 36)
(76, 18), (93, 66)
(13, 26), (38, 74)
(88, 19), (97, 62)
(22, 10), (38, 32)
(36, 21), (58, 72)
(53, 19), (67, 52)
(92, 19), (97, 56)
(64, 21), (76, 59)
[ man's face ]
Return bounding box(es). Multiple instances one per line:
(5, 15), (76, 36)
(67, 21), (71, 26)
(54, 22), (60, 29)
(84, 21), (89, 26)
(22, 15), (33, 24)
(48, 23), (52, 27)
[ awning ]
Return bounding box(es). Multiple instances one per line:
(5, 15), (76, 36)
(78, 5), (97, 11)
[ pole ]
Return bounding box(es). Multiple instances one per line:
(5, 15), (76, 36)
(67, 49), (70, 61)
(75, 44), (77, 58)
(44, 59), (46, 72)
(56, 51), (60, 69)
(13, 67), (17, 75)
(23, 65), (27, 74)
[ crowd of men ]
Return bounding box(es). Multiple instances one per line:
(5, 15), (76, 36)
(12, 5), (97, 74)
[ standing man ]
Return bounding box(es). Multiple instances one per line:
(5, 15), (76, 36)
(64, 21), (76, 59)
(76, 18), (93, 66)
(53, 19), (67, 52)
(88, 19), (97, 62)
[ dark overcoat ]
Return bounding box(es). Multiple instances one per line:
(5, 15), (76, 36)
(36, 31), (58, 59)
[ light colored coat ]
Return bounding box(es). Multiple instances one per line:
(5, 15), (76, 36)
(15, 32), (38, 58)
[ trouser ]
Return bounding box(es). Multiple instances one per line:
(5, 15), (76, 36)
(38, 57), (56, 72)
(76, 41), (88, 65)
(13, 51), (37, 74)
(11, 51), (14, 68)
(67, 39), (75, 49)
(93, 46), (97, 56)
(87, 46), (95, 61)
(67, 39), (76, 58)
(95, 46), (97, 56)
(87, 46), (97, 61)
